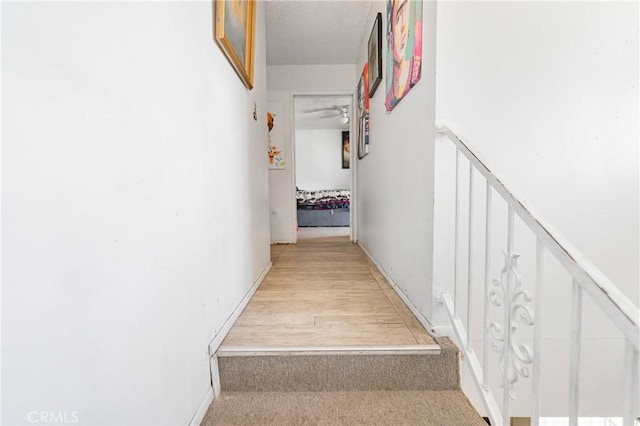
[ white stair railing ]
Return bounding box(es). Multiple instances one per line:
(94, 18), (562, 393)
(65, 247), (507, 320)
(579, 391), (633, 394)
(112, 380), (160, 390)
(435, 125), (639, 426)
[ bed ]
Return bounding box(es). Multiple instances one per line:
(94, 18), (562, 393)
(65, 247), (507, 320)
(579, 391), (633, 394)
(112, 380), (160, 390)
(296, 189), (350, 227)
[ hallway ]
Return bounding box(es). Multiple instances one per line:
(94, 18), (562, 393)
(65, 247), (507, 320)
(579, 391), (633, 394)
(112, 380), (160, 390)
(219, 237), (438, 351)
(203, 237), (485, 425)
(3, 2), (637, 424)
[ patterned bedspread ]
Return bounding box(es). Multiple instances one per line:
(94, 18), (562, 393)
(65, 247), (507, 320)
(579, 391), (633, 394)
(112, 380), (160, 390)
(296, 189), (350, 210)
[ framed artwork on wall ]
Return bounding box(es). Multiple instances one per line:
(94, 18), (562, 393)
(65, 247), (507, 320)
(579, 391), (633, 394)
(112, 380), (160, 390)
(357, 65), (370, 159)
(385, 0), (423, 111)
(267, 102), (286, 169)
(368, 13), (383, 98)
(214, 0), (256, 90)
(342, 131), (350, 169)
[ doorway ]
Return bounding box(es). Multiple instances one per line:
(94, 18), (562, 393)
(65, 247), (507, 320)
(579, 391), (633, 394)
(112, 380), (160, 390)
(292, 94), (355, 242)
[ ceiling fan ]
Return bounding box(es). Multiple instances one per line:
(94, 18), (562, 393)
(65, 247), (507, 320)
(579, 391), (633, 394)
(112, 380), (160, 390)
(302, 104), (350, 124)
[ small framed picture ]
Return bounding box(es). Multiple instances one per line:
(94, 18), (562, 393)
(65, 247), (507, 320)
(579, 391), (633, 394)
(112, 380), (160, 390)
(368, 13), (382, 98)
(342, 131), (350, 169)
(357, 65), (369, 159)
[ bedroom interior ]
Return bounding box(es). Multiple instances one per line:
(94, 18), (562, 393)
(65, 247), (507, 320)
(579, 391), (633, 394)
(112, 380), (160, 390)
(293, 95), (353, 234)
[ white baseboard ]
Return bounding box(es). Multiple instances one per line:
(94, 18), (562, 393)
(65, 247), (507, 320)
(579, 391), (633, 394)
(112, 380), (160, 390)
(189, 387), (214, 426)
(191, 264), (272, 426)
(207, 262), (273, 356)
(357, 243), (436, 336)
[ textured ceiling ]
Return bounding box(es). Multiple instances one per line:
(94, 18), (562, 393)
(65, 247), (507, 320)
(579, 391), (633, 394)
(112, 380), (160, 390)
(266, 0), (373, 65)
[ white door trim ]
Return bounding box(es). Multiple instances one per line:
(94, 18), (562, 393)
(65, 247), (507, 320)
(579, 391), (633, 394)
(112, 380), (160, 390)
(291, 91), (356, 242)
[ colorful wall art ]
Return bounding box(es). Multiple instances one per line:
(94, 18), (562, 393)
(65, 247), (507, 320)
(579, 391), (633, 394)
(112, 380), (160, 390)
(385, 0), (422, 111)
(267, 101), (285, 169)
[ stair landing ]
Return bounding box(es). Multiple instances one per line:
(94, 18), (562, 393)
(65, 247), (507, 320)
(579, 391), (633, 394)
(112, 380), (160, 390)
(219, 236), (438, 354)
(203, 237), (484, 425)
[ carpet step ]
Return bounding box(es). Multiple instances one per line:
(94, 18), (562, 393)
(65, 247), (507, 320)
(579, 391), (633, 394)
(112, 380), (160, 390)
(201, 390), (486, 426)
(217, 338), (459, 392)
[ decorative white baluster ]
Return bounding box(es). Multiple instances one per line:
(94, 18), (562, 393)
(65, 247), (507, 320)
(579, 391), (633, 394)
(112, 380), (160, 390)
(483, 183), (493, 391)
(488, 207), (534, 422)
(531, 238), (544, 425)
(569, 279), (583, 425)
(454, 150), (461, 317)
(467, 164), (474, 351)
(503, 207), (514, 420)
(623, 341), (639, 426)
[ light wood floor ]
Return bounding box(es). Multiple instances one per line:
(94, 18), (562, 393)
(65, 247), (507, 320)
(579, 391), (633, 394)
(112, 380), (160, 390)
(220, 236), (437, 349)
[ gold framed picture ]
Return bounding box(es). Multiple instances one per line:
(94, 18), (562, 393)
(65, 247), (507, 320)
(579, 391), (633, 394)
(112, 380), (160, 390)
(214, 0), (256, 90)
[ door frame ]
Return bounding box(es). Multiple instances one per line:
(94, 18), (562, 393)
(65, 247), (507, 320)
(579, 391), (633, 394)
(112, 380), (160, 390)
(290, 91), (357, 243)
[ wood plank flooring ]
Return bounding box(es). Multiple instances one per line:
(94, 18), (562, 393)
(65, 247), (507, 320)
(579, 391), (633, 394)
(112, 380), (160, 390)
(220, 236), (437, 349)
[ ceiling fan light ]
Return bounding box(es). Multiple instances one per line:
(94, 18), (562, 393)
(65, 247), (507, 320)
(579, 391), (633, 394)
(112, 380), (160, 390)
(340, 115), (349, 124)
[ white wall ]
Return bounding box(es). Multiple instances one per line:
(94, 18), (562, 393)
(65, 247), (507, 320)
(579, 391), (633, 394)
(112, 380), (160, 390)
(434, 1), (639, 417)
(355, 1), (438, 320)
(268, 65), (357, 94)
(2, 2), (270, 424)
(267, 65), (356, 243)
(295, 129), (351, 191)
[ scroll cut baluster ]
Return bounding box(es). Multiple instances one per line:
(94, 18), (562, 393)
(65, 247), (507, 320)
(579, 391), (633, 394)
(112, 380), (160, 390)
(489, 250), (535, 400)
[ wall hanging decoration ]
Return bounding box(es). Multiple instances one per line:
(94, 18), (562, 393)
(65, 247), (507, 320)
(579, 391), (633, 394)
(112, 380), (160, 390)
(214, 0), (256, 90)
(385, 0), (422, 111)
(267, 101), (286, 169)
(368, 13), (383, 98)
(357, 65), (370, 159)
(342, 131), (350, 169)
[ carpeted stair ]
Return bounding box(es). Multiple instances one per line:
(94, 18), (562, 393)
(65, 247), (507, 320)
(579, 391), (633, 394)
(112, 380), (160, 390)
(201, 338), (486, 425)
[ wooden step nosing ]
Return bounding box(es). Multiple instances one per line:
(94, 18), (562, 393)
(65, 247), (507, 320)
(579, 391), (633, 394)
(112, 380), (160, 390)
(216, 344), (441, 356)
